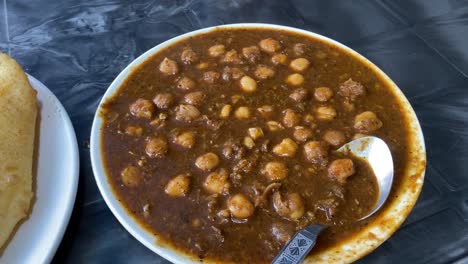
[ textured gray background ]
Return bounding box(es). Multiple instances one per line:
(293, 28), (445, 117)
(1, 0), (468, 263)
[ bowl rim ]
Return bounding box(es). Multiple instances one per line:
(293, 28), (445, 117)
(90, 23), (426, 264)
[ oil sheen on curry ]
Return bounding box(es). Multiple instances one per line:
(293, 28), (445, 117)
(100, 28), (409, 263)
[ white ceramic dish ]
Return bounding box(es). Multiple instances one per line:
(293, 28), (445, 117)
(90, 23), (426, 263)
(1, 75), (79, 264)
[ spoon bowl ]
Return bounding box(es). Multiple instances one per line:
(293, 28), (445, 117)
(336, 136), (394, 220)
(272, 136), (394, 264)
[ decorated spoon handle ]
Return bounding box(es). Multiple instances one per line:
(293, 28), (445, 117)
(271, 224), (327, 264)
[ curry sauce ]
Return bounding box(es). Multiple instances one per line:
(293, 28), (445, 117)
(100, 28), (409, 263)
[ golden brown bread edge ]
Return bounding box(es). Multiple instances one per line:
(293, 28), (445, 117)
(0, 52), (37, 253)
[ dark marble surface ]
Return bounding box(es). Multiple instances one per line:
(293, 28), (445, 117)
(1, 0), (468, 263)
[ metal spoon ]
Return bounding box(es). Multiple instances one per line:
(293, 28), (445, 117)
(272, 136), (393, 264)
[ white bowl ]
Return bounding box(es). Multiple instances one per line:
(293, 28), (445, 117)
(90, 23), (426, 263)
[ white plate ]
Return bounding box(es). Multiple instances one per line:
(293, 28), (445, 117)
(1, 75), (79, 264)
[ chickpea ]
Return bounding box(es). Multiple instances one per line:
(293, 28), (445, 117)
(239, 76), (257, 93)
(234, 106), (251, 120)
(248, 127), (264, 140)
(222, 49), (242, 64)
(222, 66), (244, 81)
(208, 44), (225, 57)
(228, 194), (255, 219)
(273, 138), (298, 157)
(322, 130), (346, 147)
(203, 169), (230, 194)
(328, 159), (355, 184)
(303, 141), (328, 165)
(289, 88), (308, 102)
(195, 152), (220, 171)
(173, 131), (195, 148)
(257, 105), (274, 119)
(254, 65), (275, 79)
(159, 57), (179, 75)
(184, 91), (205, 106)
(286, 73), (304, 86)
(354, 111), (382, 132)
(243, 136), (255, 149)
(272, 192), (305, 220)
(203, 71), (220, 84)
(177, 77), (196, 90)
(125, 126), (143, 136)
(282, 109), (301, 128)
(271, 53), (287, 65)
(262, 161), (288, 181)
(220, 104), (232, 118)
(314, 87), (334, 102)
(121, 166), (142, 187)
(180, 48), (198, 65)
(130, 99), (154, 119)
(267, 121), (284, 132)
(146, 137), (168, 158)
(165, 174), (191, 197)
(289, 58), (310, 72)
(242, 45), (261, 63)
(293, 43), (306, 56)
(175, 104), (201, 122)
(315, 106), (337, 121)
(293, 127), (313, 142)
(153, 93), (174, 109)
(259, 38), (281, 53)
